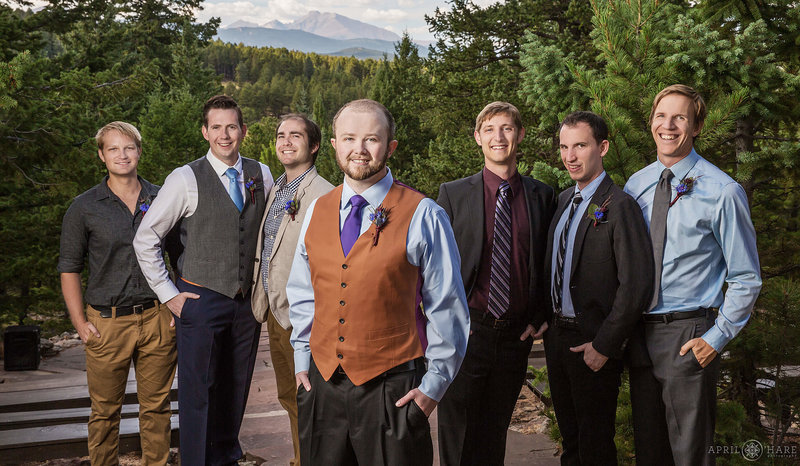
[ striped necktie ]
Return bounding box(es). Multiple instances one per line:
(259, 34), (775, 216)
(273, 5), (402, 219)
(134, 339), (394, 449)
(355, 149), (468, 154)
(487, 181), (512, 319)
(552, 191), (582, 313)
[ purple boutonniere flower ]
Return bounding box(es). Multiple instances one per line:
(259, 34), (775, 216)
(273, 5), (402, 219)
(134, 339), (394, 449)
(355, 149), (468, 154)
(284, 196), (299, 221)
(585, 195), (612, 227)
(369, 206), (389, 246)
(138, 197), (151, 216)
(246, 176), (260, 203)
(670, 175), (700, 207)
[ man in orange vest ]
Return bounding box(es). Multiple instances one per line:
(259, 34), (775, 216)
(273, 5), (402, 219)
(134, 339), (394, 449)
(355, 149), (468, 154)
(287, 99), (470, 465)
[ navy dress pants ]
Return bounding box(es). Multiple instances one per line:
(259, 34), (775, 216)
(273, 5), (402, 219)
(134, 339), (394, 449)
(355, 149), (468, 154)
(176, 280), (261, 465)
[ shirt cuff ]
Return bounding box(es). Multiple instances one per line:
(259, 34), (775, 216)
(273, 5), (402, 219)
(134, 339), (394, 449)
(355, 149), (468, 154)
(294, 347), (311, 374)
(701, 326), (730, 353)
(418, 370), (448, 402)
(153, 281), (180, 304)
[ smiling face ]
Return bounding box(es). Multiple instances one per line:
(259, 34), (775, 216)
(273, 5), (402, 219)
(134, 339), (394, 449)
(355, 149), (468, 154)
(97, 130), (140, 179)
(651, 93), (701, 166)
(202, 108), (247, 165)
(276, 118), (317, 172)
(559, 122), (608, 190)
(474, 112), (525, 171)
(331, 107), (397, 189)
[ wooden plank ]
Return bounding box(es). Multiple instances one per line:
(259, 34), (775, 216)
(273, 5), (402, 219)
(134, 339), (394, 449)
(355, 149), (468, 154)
(0, 415), (179, 463)
(0, 378), (178, 413)
(0, 402), (178, 431)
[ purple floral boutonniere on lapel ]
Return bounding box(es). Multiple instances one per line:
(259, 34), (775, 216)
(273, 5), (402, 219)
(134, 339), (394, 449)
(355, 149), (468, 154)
(284, 196), (299, 221)
(670, 175), (701, 207)
(585, 195), (612, 227)
(369, 205), (389, 246)
(245, 176), (261, 204)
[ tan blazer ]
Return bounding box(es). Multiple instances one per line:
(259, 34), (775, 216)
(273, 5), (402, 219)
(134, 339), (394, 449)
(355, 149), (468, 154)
(251, 166), (334, 327)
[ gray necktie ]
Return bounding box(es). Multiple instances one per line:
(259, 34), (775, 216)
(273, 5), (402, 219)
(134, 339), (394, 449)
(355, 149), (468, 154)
(649, 168), (673, 310)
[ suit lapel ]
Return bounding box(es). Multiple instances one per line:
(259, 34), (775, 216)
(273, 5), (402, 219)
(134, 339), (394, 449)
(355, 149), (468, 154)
(545, 188), (573, 274)
(570, 176), (613, 280)
(272, 168), (317, 256)
(468, 172), (485, 264)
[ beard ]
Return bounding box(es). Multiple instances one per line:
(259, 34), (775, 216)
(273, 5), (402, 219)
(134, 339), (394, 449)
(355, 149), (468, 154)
(336, 152), (389, 181)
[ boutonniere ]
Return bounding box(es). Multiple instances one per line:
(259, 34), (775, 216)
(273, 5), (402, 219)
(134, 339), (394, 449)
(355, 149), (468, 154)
(369, 205), (389, 246)
(284, 196), (299, 221)
(138, 196), (152, 216)
(670, 175), (701, 207)
(245, 176), (260, 204)
(585, 195), (612, 227)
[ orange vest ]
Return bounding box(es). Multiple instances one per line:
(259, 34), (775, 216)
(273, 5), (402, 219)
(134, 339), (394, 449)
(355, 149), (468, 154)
(305, 182), (425, 385)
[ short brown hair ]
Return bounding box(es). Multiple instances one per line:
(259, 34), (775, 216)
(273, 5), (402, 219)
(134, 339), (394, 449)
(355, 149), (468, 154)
(475, 101), (523, 133)
(203, 95), (244, 129)
(332, 99), (396, 141)
(95, 121), (142, 152)
(649, 84), (707, 134)
(277, 113), (322, 163)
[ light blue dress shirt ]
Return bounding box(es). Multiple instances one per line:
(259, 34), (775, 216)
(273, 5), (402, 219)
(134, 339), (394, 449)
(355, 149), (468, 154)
(624, 149), (762, 351)
(286, 169), (470, 402)
(550, 172), (607, 317)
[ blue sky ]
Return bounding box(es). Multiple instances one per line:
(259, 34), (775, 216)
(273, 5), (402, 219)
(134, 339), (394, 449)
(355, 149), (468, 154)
(196, 0), (497, 41)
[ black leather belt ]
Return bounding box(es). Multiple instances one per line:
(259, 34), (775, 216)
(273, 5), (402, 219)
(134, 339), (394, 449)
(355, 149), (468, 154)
(552, 314), (580, 330)
(469, 308), (523, 330)
(642, 308), (713, 324)
(91, 301), (159, 318)
(336, 358), (419, 377)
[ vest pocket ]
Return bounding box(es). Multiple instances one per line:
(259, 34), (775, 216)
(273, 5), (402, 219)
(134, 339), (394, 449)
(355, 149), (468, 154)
(368, 323), (409, 341)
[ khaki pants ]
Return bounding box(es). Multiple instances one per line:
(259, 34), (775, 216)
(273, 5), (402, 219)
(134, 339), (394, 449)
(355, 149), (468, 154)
(267, 311), (300, 466)
(85, 303), (177, 466)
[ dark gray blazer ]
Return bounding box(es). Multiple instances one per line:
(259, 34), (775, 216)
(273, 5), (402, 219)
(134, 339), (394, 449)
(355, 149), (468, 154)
(544, 175), (654, 359)
(437, 170), (557, 329)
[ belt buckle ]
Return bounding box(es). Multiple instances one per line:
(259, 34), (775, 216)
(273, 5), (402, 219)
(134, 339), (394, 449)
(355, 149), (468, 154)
(661, 313), (674, 324)
(132, 304), (145, 314)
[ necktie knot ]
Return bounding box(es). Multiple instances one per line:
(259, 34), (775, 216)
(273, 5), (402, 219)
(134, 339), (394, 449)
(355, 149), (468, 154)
(341, 195), (368, 256)
(498, 181), (511, 199)
(225, 167), (238, 181)
(225, 167), (244, 211)
(572, 191), (583, 205)
(660, 168), (674, 183)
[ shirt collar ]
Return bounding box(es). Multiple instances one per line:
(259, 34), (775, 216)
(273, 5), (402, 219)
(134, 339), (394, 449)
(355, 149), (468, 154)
(341, 168), (393, 210)
(95, 175), (153, 201)
(277, 165), (314, 192)
(575, 171), (606, 201)
(205, 150), (243, 177)
(656, 148), (700, 183)
(482, 166), (521, 196)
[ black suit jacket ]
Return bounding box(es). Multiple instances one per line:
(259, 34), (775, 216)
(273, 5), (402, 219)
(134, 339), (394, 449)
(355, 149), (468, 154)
(437, 170), (557, 329)
(544, 175), (654, 359)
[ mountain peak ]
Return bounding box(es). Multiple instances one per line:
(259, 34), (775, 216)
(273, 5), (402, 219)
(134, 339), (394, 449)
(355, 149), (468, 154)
(287, 11), (400, 42)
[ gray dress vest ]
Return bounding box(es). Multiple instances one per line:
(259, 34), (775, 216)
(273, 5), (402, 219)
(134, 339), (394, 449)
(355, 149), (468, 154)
(178, 156), (267, 298)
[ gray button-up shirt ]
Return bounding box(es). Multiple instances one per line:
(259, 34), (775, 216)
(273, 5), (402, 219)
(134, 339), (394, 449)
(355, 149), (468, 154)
(58, 176), (162, 307)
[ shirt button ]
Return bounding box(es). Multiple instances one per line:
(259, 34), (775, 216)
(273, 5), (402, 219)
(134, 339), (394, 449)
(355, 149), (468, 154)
(339, 318), (345, 324)
(339, 300), (345, 306)
(342, 264), (348, 269)
(341, 283), (346, 288)
(339, 336), (345, 342)
(337, 353), (343, 359)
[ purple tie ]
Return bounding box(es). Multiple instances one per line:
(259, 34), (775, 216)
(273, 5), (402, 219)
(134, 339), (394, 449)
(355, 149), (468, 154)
(341, 195), (368, 256)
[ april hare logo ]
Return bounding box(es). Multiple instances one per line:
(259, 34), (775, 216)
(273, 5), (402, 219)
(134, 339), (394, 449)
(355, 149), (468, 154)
(742, 439), (764, 461)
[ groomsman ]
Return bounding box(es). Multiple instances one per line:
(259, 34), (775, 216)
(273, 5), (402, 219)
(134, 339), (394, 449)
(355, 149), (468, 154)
(251, 113), (333, 466)
(134, 95), (273, 464)
(625, 84), (762, 465)
(287, 99), (469, 465)
(545, 111), (653, 465)
(436, 101), (555, 465)
(59, 122), (177, 465)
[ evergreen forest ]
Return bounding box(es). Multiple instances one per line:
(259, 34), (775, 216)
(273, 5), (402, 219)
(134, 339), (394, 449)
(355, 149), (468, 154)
(2, 0), (799, 461)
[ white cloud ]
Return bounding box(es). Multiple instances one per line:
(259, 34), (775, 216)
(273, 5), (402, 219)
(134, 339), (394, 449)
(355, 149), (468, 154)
(199, 0), (309, 25)
(362, 8), (409, 23)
